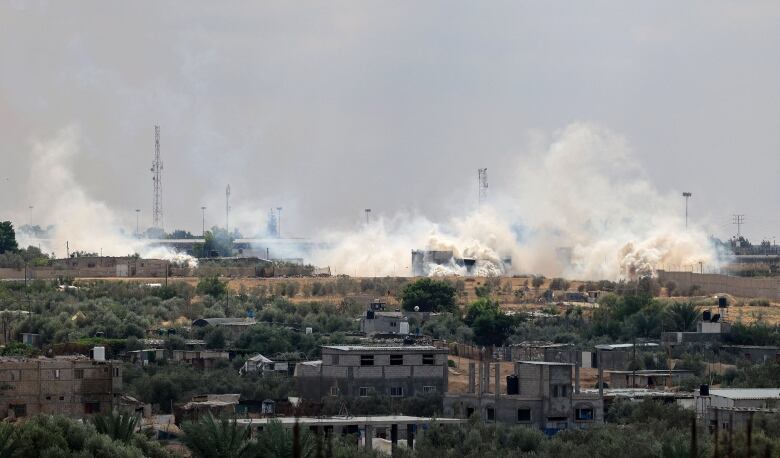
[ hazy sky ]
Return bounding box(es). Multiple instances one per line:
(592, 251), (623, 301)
(1, 1), (779, 242)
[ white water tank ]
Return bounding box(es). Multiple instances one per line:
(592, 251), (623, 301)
(92, 346), (106, 361)
(399, 322), (410, 335)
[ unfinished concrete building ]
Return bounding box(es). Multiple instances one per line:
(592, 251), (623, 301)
(696, 387), (780, 431)
(0, 355), (122, 419)
(444, 361), (603, 433)
(294, 345), (449, 399)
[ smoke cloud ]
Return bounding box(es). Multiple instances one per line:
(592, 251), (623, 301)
(310, 123), (717, 280)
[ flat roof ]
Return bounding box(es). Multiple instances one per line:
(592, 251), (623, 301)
(235, 415), (464, 427)
(708, 389), (780, 400)
(595, 343), (660, 350)
(322, 345), (444, 352)
(605, 370), (693, 375)
(583, 388), (694, 398)
(517, 361), (573, 366)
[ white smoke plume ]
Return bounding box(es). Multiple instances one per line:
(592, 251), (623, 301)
(18, 127), (197, 267)
(311, 123), (717, 280)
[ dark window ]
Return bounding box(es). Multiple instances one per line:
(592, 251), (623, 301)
(390, 354), (403, 366)
(552, 385), (559, 397)
(332, 355), (339, 365)
(466, 407), (475, 418)
(10, 404), (26, 418)
(85, 401), (101, 414)
(113, 368), (120, 377)
(517, 409), (531, 422)
(486, 407), (495, 421)
(45, 396), (51, 401)
(422, 354), (435, 365)
(59, 396), (64, 401)
(360, 355), (374, 366)
(576, 408), (594, 421)
(560, 385), (568, 397)
(74, 369), (84, 379)
(390, 386), (403, 397)
(359, 387), (370, 397)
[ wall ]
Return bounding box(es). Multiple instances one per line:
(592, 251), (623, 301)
(658, 270), (780, 299)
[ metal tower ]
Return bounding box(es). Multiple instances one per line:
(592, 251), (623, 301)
(151, 126), (163, 229)
(733, 214), (745, 237)
(478, 168), (488, 205)
(226, 185), (231, 235)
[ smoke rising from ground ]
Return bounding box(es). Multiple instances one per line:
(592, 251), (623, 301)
(310, 123), (717, 280)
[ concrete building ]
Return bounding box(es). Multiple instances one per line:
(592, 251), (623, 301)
(0, 356), (122, 419)
(126, 349), (166, 366)
(359, 310), (409, 336)
(443, 361), (603, 433)
(721, 345), (780, 363)
(294, 345), (449, 399)
(696, 388), (780, 431)
(191, 317), (256, 340)
(605, 370), (695, 389)
(172, 349), (230, 370)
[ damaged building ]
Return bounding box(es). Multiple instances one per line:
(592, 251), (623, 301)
(411, 250), (511, 276)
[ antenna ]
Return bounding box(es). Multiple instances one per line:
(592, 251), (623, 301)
(732, 214), (745, 237)
(226, 185), (231, 235)
(151, 126), (163, 230)
(478, 168), (488, 205)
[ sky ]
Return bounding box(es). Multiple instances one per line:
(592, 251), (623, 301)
(1, 1), (779, 245)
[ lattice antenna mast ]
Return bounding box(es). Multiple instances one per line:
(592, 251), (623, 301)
(151, 126), (163, 230)
(478, 168), (488, 206)
(732, 214), (745, 237)
(226, 185), (231, 235)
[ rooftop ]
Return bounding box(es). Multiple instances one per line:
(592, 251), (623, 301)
(517, 361), (574, 366)
(322, 345), (444, 352)
(707, 389), (780, 400)
(595, 343), (660, 351)
(235, 415), (465, 427)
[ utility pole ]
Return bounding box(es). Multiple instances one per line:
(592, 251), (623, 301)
(365, 208), (371, 225)
(135, 209), (140, 237)
(733, 214), (745, 237)
(682, 192), (692, 230)
(277, 207), (283, 238)
(151, 126), (163, 230)
(201, 206), (206, 237)
(28, 205), (33, 228)
(226, 185), (231, 235)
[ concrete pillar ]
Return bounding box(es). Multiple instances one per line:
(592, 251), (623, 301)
(364, 425), (373, 450)
(574, 365), (581, 394)
(494, 362), (500, 400)
(468, 362), (476, 394)
(390, 423), (398, 454)
(597, 349), (604, 397)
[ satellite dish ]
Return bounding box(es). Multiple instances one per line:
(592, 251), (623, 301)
(414, 306), (420, 312)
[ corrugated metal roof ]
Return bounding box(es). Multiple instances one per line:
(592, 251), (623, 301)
(709, 389), (780, 400)
(322, 345), (443, 352)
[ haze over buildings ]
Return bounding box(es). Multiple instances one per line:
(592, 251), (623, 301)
(1, 2), (779, 278)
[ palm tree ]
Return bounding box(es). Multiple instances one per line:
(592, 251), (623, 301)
(665, 302), (700, 332)
(254, 421), (314, 457)
(182, 414), (254, 458)
(93, 411), (140, 443)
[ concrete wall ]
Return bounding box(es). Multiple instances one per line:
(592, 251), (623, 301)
(0, 358), (121, 418)
(658, 270), (780, 299)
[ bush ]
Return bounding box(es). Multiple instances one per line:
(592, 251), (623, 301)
(401, 278), (457, 313)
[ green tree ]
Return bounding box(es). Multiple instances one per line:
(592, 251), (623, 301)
(401, 278), (456, 313)
(182, 414), (253, 458)
(93, 412), (140, 443)
(665, 302), (700, 332)
(197, 276), (228, 297)
(464, 298), (515, 346)
(0, 222), (18, 254)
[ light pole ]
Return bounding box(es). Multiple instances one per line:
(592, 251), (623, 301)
(135, 209), (140, 237)
(682, 192), (692, 231)
(276, 207), (282, 238)
(365, 208), (371, 225)
(28, 205), (33, 228)
(201, 206), (206, 237)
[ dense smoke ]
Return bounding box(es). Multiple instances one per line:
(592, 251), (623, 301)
(17, 123), (716, 280)
(310, 123), (717, 279)
(18, 127), (197, 267)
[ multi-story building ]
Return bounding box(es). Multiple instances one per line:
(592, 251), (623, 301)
(0, 355), (122, 419)
(444, 361), (603, 433)
(294, 345), (449, 399)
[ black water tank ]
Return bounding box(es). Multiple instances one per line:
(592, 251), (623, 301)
(711, 314), (721, 323)
(506, 375), (519, 395)
(366, 310), (375, 319)
(700, 384), (710, 396)
(702, 310), (712, 321)
(718, 296), (728, 308)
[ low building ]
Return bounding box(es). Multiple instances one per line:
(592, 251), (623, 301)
(126, 349), (166, 366)
(177, 394), (240, 423)
(605, 370), (695, 389)
(191, 318), (256, 340)
(172, 349), (230, 370)
(721, 345), (780, 363)
(443, 361), (603, 434)
(662, 304), (731, 345)
(359, 310), (409, 336)
(0, 355), (122, 419)
(240, 354), (292, 376)
(294, 345), (449, 399)
(696, 388), (780, 431)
